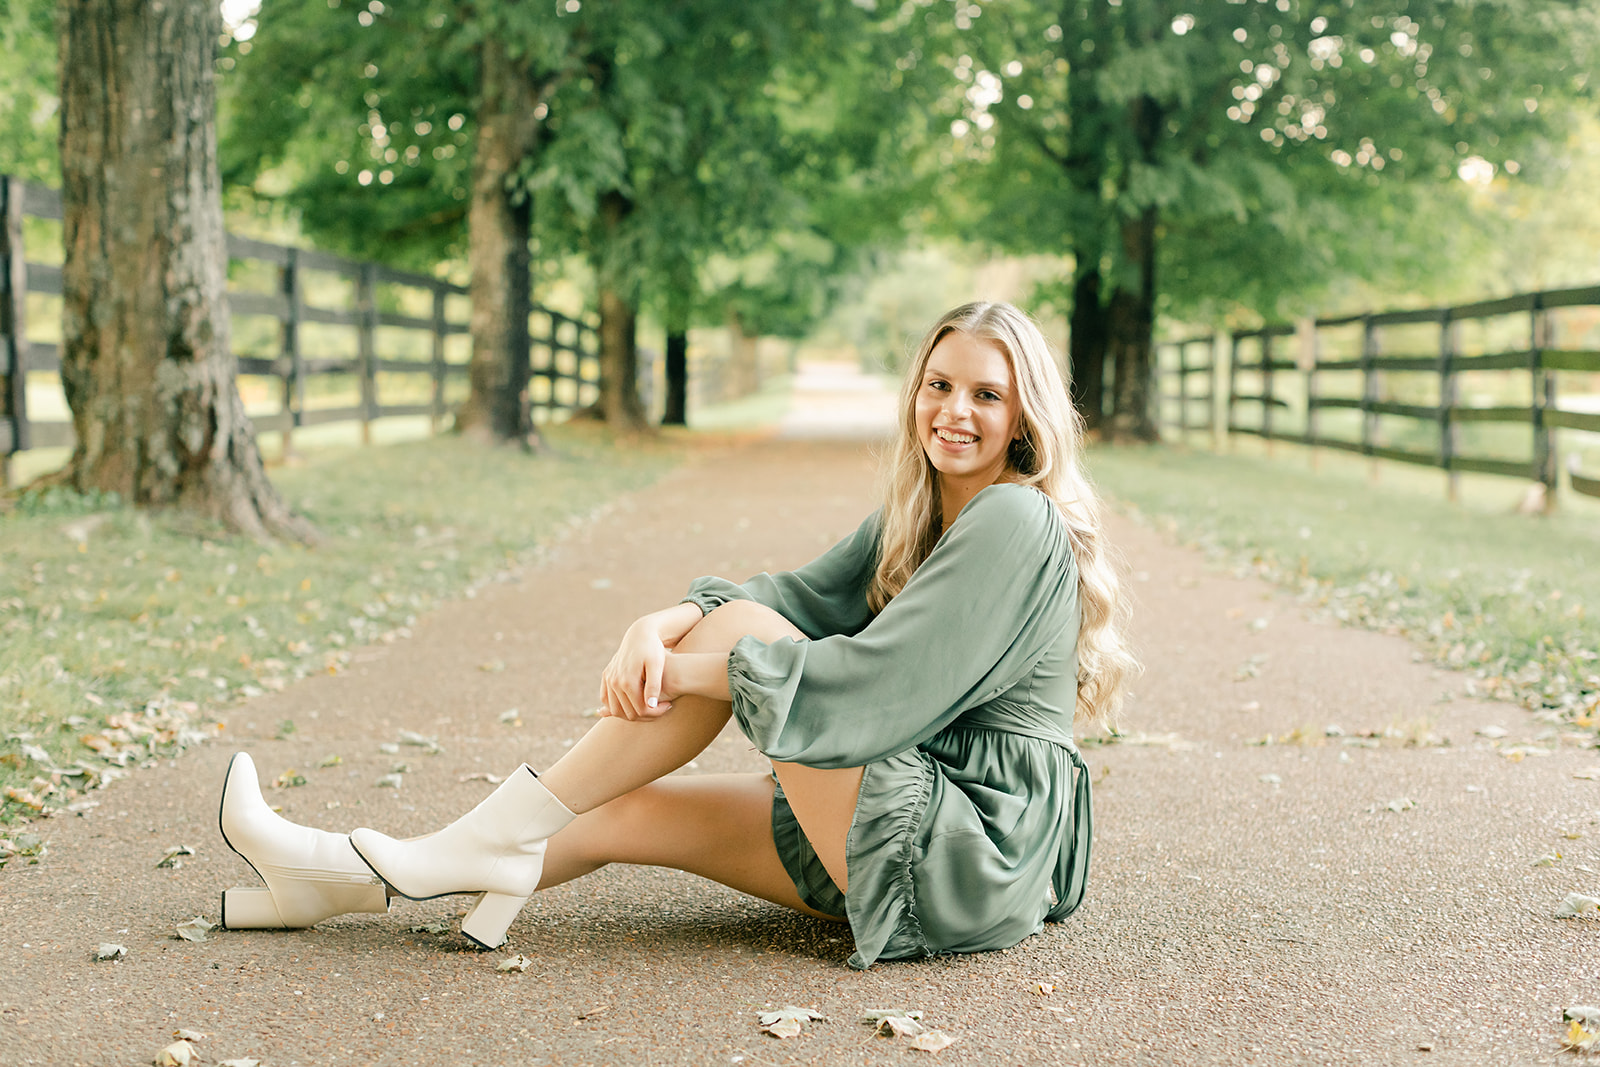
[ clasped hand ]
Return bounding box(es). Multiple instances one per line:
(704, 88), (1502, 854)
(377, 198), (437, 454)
(598, 607), (693, 721)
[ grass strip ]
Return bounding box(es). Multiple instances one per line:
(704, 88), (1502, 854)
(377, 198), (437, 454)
(1087, 444), (1600, 729)
(0, 426), (678, 831)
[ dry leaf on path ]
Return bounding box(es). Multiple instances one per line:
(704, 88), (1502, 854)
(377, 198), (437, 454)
(1556, 893), (1600, 918)
(861, 1009), (923, 1026)
(218, 1060), (261, 1067)
(909, 1031), (958, 1053)
(175, 916), (214, 942)
(156, 845), (195, 869)
(1531, 854), (1562, 867)
(153, 1041), (194, 1066)
(375, 773), (404, 789)
(1384, 798), (1417, 813)
(1564, 1015), (1600, 1053)
(96, 943), (127, 961)
(498, 709), (520, 724)
(272, 770), (307, 789)
(173, 1029), (206, 1042)
(1574, 768), (1600, 781)
(497, 954), (533, 973)
(1476, 725), (1509, 739)
(459, 772), (504, 784)
(409, 921), (450, 935)
(758, 1005), (825, 1038)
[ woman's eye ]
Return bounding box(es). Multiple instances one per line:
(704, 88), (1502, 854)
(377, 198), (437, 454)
(926, 380), (949, 391)
(978, 391), (1000, 402)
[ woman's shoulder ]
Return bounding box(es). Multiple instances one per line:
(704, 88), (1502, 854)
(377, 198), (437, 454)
(959, 481), (1060, 531)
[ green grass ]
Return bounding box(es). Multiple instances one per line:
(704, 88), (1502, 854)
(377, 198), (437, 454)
(0, 425), (679, 827)
(1087, 439), (1600, 727)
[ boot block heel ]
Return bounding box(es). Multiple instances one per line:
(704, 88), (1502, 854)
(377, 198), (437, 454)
(459, 891), (529, 950)
(222, 887), (286, 929)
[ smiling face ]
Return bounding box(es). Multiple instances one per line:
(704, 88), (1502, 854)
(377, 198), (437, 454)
(913, 329), (1022, 514)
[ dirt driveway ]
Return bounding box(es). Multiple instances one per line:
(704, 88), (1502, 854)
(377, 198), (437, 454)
(3, 427), (1597, 1066)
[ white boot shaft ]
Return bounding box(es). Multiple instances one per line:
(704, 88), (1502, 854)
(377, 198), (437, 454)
(349, 764), (575, 902)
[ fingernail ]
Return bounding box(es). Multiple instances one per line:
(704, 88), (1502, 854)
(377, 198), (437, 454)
(646, 697), (657, 709)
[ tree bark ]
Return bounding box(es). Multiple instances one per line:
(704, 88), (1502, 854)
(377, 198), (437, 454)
(56, 0), (311, 540)
(1067, 257), (1107, 432)
(594, 191), (648, 431)
(457, 36), (541, 446)
(662, 329), (688, 426)
(1104, 205), (1159, 442)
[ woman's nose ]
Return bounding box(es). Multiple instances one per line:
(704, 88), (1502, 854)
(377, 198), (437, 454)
(943, 393), (970, 418)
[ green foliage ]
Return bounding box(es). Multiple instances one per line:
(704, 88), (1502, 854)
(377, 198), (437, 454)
(0, 0), (60, 183)
(1089, 443), (1600, 724)
(911, 0), (1598, 323)
(0, 426), (677, 821)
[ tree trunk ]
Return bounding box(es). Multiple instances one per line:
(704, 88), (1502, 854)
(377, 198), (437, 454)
(594, 191), (648, 431)
(56, 0), (311, 541)
(662, 330), (688, 426)
(1104, 206), (1159, 442)
(457, 37), (541, 446)
(1067, 258), (1107, 432)
(726, 308), (760, 400)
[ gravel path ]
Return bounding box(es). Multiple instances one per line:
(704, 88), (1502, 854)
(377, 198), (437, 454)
(3, 404), (1597, 1065)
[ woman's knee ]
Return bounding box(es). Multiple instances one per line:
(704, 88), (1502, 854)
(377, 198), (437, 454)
(680, 600), (803, 652)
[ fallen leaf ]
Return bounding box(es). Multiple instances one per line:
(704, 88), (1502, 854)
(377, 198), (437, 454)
(458, 772), (504, 784)
(498, 709), (520, 724)
(908, 1031), (958, 1053)
(861, 1009), (924, 1025)
(175, 916), (214, 942)
(873, 1015), (925, 1038)
(1564, 1017), (1600, 1052)
(1260, 774), (1282, 786)
(1385, 798), (1416, 813)
(96, 943), (127, 961)
(759, 1005), (825, 1039)
(1476, 725), (1509, 739)
(318, 754), (343, 768)
(156, 845), (196, 869)
(497, 954), (533, 973)
(576, 1004), (609, 1020)
(378, 742), (400, 754)
(1531, 854), (1562, 867)
(478, 660), (505, 673)
(273, 770), (307, 789)
(153, 1041), (194, 1066)
(173, 1029), (206, 1042)
(1574, 768), (1600, 781)
(218, 1060), (261, 1067)
(1556, 893), (1600, 918)
(375, 773), (404, 789)
(1035, 983), (1055, 995)
(409, 922), (449, 935)
(1567, 1006), (1600, 1027)
(398, 730), (442, 754)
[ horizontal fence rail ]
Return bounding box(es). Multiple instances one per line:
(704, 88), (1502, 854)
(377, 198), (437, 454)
(0, 175), (601, 469)
(1154, 284), (1600, 504)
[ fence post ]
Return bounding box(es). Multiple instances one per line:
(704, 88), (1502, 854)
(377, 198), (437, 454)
(1261, 332), (1275, 456)
(1175, 342), (1188, 439)
(280, 246), (302, 457)
(1305, 324), (1320, 472)
(1439, 309), (1458, 502)
(1226, 333), (1240, 452)
(1211, 334), (1224, 451)
(1531, 292), (1557, 511)
(430, 283), (446, 433)
(1361, 314), (1379, 483)
(357, 263), (377, 445)
(0, 176), (30, 487)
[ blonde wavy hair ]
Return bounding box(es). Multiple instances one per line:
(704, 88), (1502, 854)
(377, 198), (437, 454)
(867, 301), (1138, 727)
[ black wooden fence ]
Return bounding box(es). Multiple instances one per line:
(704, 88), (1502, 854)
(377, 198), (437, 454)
(1154, 284), (1600, 503)
(0, 175), (601, 479)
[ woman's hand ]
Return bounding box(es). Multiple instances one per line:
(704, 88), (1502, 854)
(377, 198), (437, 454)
(598, 603), (702, 720)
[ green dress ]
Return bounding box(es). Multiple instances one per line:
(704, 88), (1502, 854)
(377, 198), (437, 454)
(683, 482), (1092, 970)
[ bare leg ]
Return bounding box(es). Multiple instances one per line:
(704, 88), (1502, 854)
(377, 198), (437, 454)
(538, 600), (865, 898)
(537, 772), (842, 920)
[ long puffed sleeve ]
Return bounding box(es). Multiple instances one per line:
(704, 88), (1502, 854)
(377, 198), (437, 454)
(682, 511), (881, 640)
(726, 484), (1079, 768)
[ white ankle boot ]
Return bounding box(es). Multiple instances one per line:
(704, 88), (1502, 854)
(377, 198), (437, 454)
(218, 751), (391, 929)
(349, 764), (575, 949)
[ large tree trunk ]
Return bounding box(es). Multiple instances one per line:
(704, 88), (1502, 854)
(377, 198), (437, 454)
(1104, 205), (1159, 442)
(457, 37), (541, 446)
(594, 191), (648, 431)
(1067, 257), (1107, 432)
(56, 0), (311, 541)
